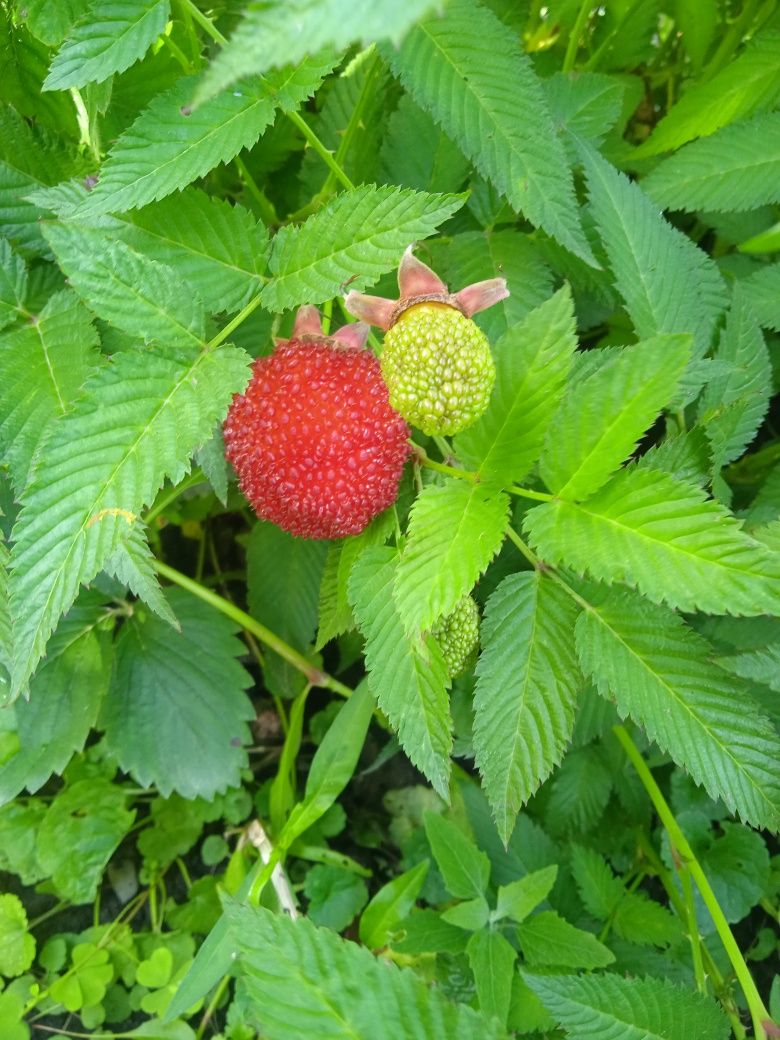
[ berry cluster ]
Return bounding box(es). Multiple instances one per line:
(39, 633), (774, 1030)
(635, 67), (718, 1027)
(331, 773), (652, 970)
(224, 251), (508, 539)
(432, 596), (480, 679)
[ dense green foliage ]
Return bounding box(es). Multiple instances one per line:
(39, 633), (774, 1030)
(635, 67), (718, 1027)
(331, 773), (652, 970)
(0, 1), (779, 1038)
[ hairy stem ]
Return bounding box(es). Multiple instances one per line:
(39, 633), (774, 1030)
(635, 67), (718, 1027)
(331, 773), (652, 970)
(285, 109), (356, 192)
(614, 724), (773, 1039)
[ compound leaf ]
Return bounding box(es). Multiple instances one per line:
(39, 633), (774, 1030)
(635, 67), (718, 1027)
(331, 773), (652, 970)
(394, 480), (510, 635)
(388, 0), (594, 263)
(540, 334), (690, 501)
(349, 547), (452, 799)
(44, 0), (169, 91)
(576, 588), (780, 830)
(473, 572), (582, 844)
(455, 286), (577, 487)
(104, 587), (254, 799)
(524, 467), (780, 616)
(8, 344), (251, 698)
(260, 185), (463, 311)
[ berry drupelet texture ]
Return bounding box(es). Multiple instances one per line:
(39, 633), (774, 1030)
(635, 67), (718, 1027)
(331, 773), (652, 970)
(381, 302), (495, 436)
(432, 595), (480, 679)
(223, 310), (410, 539)
(344, 246), (509, 436)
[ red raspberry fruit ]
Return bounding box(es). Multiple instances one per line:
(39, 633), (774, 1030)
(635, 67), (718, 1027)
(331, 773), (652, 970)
(224, 307), (410, 539)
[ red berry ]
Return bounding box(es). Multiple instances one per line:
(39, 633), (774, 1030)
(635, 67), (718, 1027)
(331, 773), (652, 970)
(223, 311), (410, 539)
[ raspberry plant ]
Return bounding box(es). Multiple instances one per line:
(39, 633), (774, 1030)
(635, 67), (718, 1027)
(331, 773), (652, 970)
(0, 2), (779, 1039)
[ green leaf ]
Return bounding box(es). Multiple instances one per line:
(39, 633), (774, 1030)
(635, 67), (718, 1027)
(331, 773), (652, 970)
(259, 185), (463, 311)
(43, 0), (169, 91)
(569, 844), (623, 919)
(115, 189), (269, 314)
(523, 466), (780, 616)
(643, 112), (780, 213)
(495, 865), (558, 925)
(700, 822), (770, 924)
(455, 286), (577, 486)
(441, 895), (490, 931)
(473, 572), (582, 844)
(8, 343), (251, 698)
(359, 859), (429, 949)
(0, 801), (47, 886)
(195, 0), (443, 103)
(466, 929), (517, 1028)
(248, 521), (327, 698)
(282, 680), (375, 848)
(540, 335), (690, 500)
(738, 262), (780, 332)
(349, 547), (452, 798)
(43, 222), (206, 349)
(718, 642), (780, 692)
(0, 624), (108, 806)
(394, 480), (509, 635)
(544, 71), (625, 146)
(0, 288), (102, 493)
(428, 231), (554, 343)
(104, 522), (179, 627)
(581, 145), (726, 357)
(388, 0), (595, 264)
(0, 238), (26, 331)
(392, 908), (470, 954)
(22, 0), (92, 45)
(380, 95), (470, 195)
(524, 972), (730, 1039)
(697, 292), (771, 469)
(633, 30), (780, 158)
(316, 511), (394, 649)
(576, 589), (780, 831)
(38, 778), (135, 903)
(546, 746), (613, 836)
(304, 865), (368, 932)
(104, 588), (254, 799)
(633, 427), (711, 487)
(674, 0), (718, 72)
(75, 58), (334, 216)
(0, 894), (35, 977)
(226, 900), (507, 1040)
(424, 813), (490, 900)
(517, 911), (614, 969)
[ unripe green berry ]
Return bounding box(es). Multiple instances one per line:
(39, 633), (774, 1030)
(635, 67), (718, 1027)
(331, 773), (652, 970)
(380, 303), (495, 436)
(432, 595), (480, 678)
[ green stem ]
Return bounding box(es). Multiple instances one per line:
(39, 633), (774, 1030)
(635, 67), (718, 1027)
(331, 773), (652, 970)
(235, 154), (279, 226)
(411, 443), (477, 483)
(144, 468), (207, 525)
(179, 0), (227, 45)
(562, 0), (594, 73)
(154, 560), (352, 697)
(195, 974), (231, 1040)
(206, 292), (265, 351)
(614, 724), (773, 1040)
(319, 49), (379, 198)
(505, 525), (542, 569)
(285, 109), (356, 192)
(508, 484), (554, 502)
(679, 864), (707, 995)
(29, 900), (70, 930)
(701, 0), (761, 80)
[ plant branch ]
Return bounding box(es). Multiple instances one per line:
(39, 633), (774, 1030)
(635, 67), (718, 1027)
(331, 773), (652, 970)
(285, 109), (356, 192)
(206, 292), (265, 351)
(614, 724), (774, 1040)
(179, 0), (227, 45)
(154, 559), (353, 698)
(562, 0), (594, 73)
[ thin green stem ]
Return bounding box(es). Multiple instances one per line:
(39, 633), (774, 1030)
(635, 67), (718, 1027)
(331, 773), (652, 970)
(614, 724), (773, 1040)
(179, 0), (227, 45)
(508, 484), (554, 502)
(319, 49), (379, 198)
(412, 443), (477, 483)
(195, 974), (231, 1040)
(679, 864), (707, 995)
(235, 154), (279, 226)
(562, 0), (593, 73)
(285, 109), (356, 192)
(206, 292), (265, 351)
(701, 0), (761, 80)
(505, 525), (542, 569)
(154, 560), (352, 697)
(29, 900), (70, 930)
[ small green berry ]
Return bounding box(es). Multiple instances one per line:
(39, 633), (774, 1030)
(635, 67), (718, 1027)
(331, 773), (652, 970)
(432, 595), (480, 678)
(380, 303), (495, 436)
